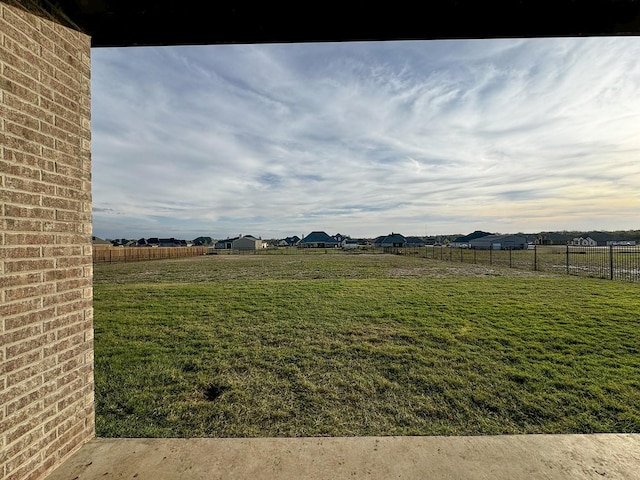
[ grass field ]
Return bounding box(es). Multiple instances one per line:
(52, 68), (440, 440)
(94, 253), (640, 438)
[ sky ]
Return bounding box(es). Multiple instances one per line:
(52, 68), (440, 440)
(90, 37), (640, 241)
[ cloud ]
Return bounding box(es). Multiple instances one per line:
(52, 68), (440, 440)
(90, 37), (640, 239)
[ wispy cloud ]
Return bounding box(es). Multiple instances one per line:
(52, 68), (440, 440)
(91, 37), (640, 239)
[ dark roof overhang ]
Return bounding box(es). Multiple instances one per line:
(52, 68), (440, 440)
(9, 0), (640, 48)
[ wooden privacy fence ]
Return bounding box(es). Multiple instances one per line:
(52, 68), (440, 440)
(93, 246), (208, 263)
(388, 245), (640, 283)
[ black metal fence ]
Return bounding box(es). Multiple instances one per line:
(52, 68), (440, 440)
(389, 245), (640, 283)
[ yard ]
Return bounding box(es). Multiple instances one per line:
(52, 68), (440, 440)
(94, 253), (640, 437)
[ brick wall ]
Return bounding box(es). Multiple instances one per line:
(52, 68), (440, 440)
(1, 3), (94, 480)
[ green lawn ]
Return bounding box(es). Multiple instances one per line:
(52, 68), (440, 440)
(94, 253), (640, 437)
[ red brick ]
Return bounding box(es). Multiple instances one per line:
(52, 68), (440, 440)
(5, 333), (45, 360)
(0, 297), (42, 318)
(0, 75), (38, 104)
(39, 122), (78, 147)
(42, 170), (83, 189)
(5, 176), (56, 195)
(43, 267), (83, 282)
(0, 160), (41, 180)
(5, 452), (43, 480)
(42, 245), (82, 257)
(44, 289), (82, 309)
(4, 205), (55, 220)
(4, 258), (55, 274)
(55, 276), (89, 293)
(41, 195), (80, 211)
(57, 380), (83, 411)
(0, 40), (41, 79)
(53, 114), (82, 136)
(3, 91), (55, 126)
(55, 323), (84, 343)
(2, 148), (55, 171)
(0, 103), (40, 132)
(0, 132), (42, 156)
(44, 334), (84, 357)
(39, 97), (80, 126)
(7, 357), (43, 385)
(43, 375), (81, 409)
(43, 221), (82, 233)
(55, 299), (90, 317)
(58, 341), (88, 364)
(1, 63), (41, 98)
(55, 256), (86, 269)
(5, 233), (56, 246)
(2, 3), (39, 31)
(0, 382), (43, 430)
(56, 186), (89, 202)
(2, 218), (42, 232)
(55, 234), (91, 247)
(6, 386), (42, 416)
(1, 428), (44, 472)
(5, 121), (56, 149)
(0, 246), (41, 259)
(0, 189), (41, 207)
(5, 283), (55, 302)
(41, 72), (80, 104)
(3, 308), (53, 331)
(2, 349), (42, 377)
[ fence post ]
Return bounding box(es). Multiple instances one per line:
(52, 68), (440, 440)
(509, 248), (512, 268)
(489, 247), (492, 265)
(474, 248), (477, 264)
(533, 245), (537, 271)
(610, 245), (614, 280)
(460, 247), (463, 263)
(566, 245), (569, 275)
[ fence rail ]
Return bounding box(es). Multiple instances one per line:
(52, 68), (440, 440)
(389, 245), (640, 283)
(93, 246), (208, 263)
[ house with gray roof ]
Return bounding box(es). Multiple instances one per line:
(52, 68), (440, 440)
(405, 236), (426, 247)
(379, 233), (407, 248)
(449, 231), (492, 248)
(215, 237), (239, 249)
(232, 235), (263, 251)
(469, 234), (527, 250)
(299, 231), (339, 248)
(278, 236), (301, 247)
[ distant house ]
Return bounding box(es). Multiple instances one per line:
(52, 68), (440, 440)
(570, 232), (629, 247)
(405, 236), (426, 247)
(450, 231), (492, 248)
(146, 237), (160, 247)
(371, 235), (386, 248)
(333, 233), (347, 246)
(299, 231), (339, 248)
(342, 238), (360, 249)
(91, 236), (111, 246)
(215, 237), (238, 249)
(159, 238), (182, 247)
(571, 236), (598, 247)
(232, 235), (262, 251)
(343, 238), (369, 249)
(469, 234), (527, 250)
(278, 236), (300, 247)
(192, 236), (213, 246)
(379, 233), (407, 248)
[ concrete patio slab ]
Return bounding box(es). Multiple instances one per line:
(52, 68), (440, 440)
(45, 434), (640, 479)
